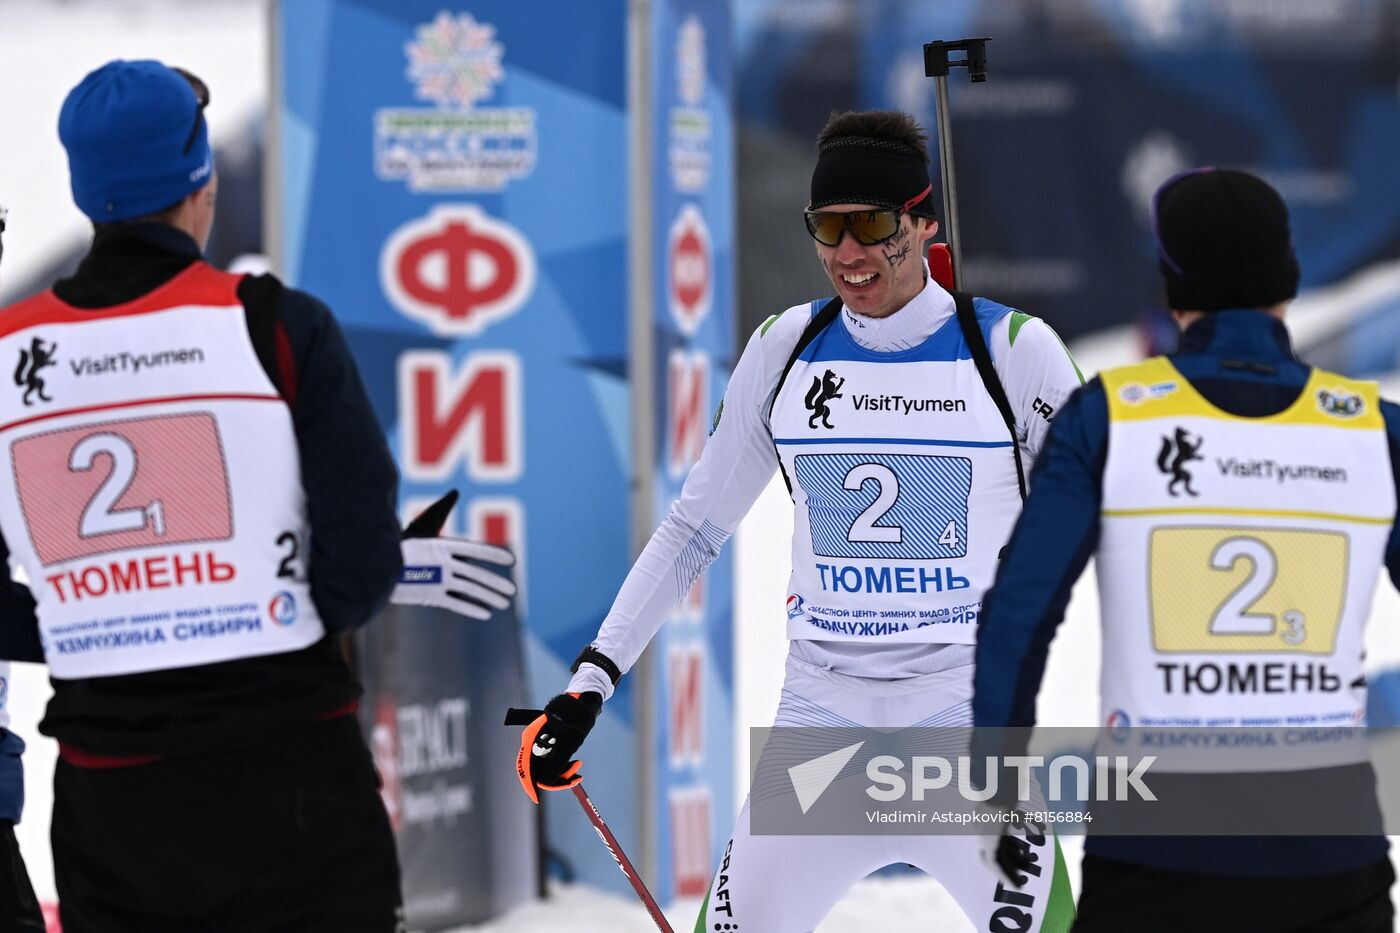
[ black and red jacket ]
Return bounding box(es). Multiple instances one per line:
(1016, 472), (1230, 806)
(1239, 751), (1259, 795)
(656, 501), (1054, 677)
(0, 223), (401, 758)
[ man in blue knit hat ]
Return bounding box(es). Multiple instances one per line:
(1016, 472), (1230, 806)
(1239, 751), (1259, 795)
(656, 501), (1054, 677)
(974, 169), (1397, 930)
(0, 56), (407, 932)
(0, 58), (511, 932)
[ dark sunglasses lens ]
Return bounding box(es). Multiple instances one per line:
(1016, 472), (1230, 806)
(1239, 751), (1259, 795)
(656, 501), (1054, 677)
(804, 212), (844, 246)
(805, 211), (901, 246)
(172, 67), (209, 106)
(849, 211), (900, 245)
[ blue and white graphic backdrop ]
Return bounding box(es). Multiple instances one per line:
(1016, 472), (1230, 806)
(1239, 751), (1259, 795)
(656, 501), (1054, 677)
(274, 0), (638, 917)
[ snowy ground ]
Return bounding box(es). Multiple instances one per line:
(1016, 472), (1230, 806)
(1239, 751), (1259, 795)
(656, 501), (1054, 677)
(450, 875), (981, 933)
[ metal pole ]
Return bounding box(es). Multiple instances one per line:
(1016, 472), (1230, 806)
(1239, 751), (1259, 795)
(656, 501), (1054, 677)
(924, 37), (990, 293)
(932, 74), (960, 291)
(626, 0), (660, 894)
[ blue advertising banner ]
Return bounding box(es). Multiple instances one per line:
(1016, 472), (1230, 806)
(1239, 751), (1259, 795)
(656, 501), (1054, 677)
(732, 0), (1400, 345)
(273, 0), (637, 918)
(649, 0), (737, 903)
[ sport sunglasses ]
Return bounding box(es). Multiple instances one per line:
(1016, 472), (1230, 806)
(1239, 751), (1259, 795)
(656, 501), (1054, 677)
(172, 67), (210, 156)
(803, 185), (932, 247)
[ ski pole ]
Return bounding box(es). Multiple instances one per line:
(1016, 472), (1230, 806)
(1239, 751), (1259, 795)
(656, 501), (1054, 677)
(571, 783), (675, 933)
(923, 37), (992, 291)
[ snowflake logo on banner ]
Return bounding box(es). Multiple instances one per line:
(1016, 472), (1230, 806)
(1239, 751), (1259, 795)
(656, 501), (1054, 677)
(676, 15), (706, 107)
(405, 11), (505, 108)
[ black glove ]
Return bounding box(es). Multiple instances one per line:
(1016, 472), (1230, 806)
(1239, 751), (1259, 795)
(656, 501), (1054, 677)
(505, 691), (602, 803)
(402, 490), (459, 539)
(977, 809), (1044, 886)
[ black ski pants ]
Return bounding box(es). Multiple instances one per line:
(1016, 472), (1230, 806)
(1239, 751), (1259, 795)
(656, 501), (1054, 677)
(52, 714), (403, 933)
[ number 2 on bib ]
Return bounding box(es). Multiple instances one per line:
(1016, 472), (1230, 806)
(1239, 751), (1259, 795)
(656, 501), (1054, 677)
(70, 433), (166, 538)
(793, 452), (972, 560)
(11, 413), (235, 566)
(1148, 526), (1347, 655)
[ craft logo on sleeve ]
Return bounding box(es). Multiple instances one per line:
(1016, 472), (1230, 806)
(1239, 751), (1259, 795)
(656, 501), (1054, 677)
(374, 11), (537, 193)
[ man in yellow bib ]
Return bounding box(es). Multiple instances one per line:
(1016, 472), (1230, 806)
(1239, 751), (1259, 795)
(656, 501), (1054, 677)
(973, 169), (1396, 931)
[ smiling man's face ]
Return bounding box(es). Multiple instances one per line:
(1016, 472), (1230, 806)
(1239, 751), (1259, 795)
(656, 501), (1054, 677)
(813, 204), (938, 319)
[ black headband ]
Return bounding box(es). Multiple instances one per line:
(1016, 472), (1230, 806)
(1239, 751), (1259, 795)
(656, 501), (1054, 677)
(809, 136), (936, 217)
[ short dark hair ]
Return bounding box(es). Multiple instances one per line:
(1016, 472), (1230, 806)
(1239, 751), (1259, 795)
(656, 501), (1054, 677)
(817, 110), (930, 164)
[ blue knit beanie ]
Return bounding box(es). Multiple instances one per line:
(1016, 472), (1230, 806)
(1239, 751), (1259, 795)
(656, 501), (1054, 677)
(59, 60), (214, 222)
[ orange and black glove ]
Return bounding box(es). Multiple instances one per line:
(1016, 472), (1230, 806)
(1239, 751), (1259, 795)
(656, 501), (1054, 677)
(505, 691), (602, 803)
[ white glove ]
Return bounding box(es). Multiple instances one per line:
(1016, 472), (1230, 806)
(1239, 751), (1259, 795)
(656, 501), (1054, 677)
(392, 537), (517, 621)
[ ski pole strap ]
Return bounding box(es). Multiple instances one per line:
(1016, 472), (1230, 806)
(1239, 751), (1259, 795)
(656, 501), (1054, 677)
(503, 706), (542, 727)
(951, 290), (1027, 502)
(772, 296), (844, 423)
(570, 645), (622, 686)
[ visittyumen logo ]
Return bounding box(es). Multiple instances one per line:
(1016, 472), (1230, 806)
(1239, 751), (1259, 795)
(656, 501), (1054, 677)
(13, 336), (57, 406)
(804, 369), (845, 429)
(1156, 426), (1203, 497)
